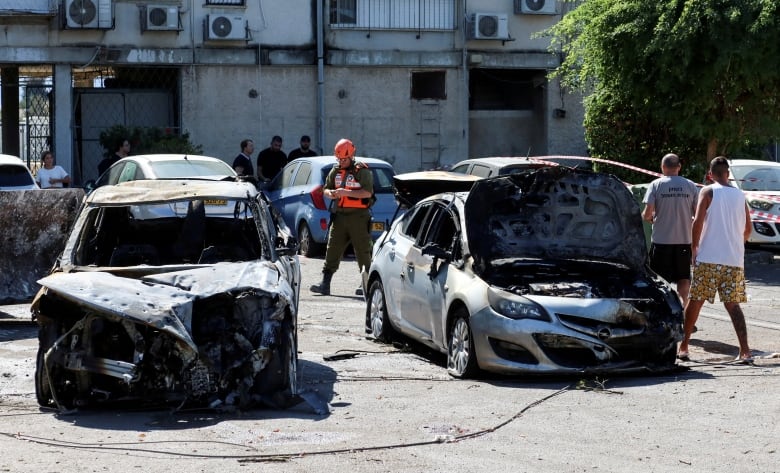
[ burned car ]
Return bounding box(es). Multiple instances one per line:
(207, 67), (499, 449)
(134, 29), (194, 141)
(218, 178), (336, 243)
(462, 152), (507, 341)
(365, 168), (683, 377)
(32, 179), (300, 411)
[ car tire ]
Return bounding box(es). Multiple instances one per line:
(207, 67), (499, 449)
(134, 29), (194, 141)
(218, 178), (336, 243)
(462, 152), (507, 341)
(298, 221), (322, 257)
(447, 308), (479, 378)
(34, 319), (60, 407)
(366, 279), (394, 342)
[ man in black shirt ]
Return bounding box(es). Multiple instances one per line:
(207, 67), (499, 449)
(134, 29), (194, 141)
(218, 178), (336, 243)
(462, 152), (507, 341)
(256, 135), (287, 182)
(232, 139), (255, 176)
(287, 135), (318, 161)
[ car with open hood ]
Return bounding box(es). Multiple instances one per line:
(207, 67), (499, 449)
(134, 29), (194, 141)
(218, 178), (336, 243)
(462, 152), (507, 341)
(365, 167), (683, 377)
(32, 179), (300, 411)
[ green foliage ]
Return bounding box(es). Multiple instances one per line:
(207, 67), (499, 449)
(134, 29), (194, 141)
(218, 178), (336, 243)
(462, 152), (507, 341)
(544, 0), (780, 176)
(98, 125), (203, 157)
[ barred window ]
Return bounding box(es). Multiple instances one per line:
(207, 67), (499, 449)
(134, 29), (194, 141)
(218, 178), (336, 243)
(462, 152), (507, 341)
(330, 0), (455, 30)
(205, 0), (245, 5)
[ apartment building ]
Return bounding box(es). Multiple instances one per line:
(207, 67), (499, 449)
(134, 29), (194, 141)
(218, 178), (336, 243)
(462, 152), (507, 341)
(0, 0), (585, 183)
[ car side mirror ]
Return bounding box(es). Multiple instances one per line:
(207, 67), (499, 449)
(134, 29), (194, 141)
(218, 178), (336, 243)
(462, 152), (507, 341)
(275, 236), (299, 256)
(421, 243), (451, 261)
(84, 179), (96, 193)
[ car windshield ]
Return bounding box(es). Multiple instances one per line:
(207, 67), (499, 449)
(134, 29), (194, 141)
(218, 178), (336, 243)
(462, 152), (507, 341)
(151, 160), (233, 178)
(730, 165), (780, 192)
(0, 164), (35, 187)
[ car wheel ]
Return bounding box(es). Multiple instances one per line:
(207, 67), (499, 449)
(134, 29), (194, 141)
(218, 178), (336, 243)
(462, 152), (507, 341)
(447, 308), (479, 378)
(366, 279), (394, 342)
(298, 221), (321, 257)
(34, 319), (60, 407)
(283, 328), (298, 397)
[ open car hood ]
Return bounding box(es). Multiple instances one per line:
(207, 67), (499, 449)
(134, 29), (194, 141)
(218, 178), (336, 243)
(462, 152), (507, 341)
(393, 171), (481, 208)
(464, 167), (648, 274)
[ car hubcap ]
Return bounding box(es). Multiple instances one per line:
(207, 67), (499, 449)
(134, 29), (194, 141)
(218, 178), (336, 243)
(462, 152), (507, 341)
(448, 319), (470, 375)
(369, 287), (384, 336)
(299, 226), (310, 254)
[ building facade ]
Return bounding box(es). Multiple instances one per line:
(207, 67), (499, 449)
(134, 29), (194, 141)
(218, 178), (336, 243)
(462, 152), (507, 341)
(0, 0), (585, 183)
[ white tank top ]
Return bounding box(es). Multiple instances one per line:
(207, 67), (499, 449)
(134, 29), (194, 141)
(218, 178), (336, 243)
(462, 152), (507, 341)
(696, 183), (746, 268)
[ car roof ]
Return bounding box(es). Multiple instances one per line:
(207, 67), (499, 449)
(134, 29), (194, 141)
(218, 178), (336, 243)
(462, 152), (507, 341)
(728, 159), (780, 167)
(0, 154), (29, 165)
(454, 156), (593, 169)
(123, 154), (233, 165)
(294, 155), (395, 168)
(85, 179), (259, 205)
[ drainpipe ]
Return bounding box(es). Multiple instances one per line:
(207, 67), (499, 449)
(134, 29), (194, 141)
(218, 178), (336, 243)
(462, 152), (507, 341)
(461, 0), (469, 162)
(317, 0), (326, 154)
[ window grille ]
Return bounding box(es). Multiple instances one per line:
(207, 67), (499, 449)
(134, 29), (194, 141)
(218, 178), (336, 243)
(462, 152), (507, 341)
(330, 0), (455, 31)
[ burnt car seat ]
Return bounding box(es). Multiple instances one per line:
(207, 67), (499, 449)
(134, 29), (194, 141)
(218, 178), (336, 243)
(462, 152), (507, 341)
(109, 244), (160, 266)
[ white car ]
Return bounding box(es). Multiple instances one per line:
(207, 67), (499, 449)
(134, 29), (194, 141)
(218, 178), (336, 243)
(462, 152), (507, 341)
(728, 159), (780, 245)
(0, 154), (39, 190)
(90, 153), (237, 190)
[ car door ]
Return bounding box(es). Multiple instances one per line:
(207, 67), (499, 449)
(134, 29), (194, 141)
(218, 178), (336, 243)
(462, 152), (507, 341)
(264, 161), (302, 232)
(400, 202), (454, 344)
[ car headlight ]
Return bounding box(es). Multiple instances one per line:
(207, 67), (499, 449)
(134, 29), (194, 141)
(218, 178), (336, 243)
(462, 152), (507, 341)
(747, 198), (773, 211)
(488, 287), (550, 321)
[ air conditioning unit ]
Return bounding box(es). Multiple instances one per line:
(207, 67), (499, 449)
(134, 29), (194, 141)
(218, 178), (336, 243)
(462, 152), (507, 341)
(141, 4), (180, 32)
(515, 0), (558, 15)
(205, 14), (247, 41)
(63, 0), (113, 29)
(469, 13), (509, 40)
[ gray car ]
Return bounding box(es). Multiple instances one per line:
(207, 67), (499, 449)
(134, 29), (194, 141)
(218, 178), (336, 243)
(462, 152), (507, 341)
(32, 179), (300, 411)
(366, 167), (683, 377)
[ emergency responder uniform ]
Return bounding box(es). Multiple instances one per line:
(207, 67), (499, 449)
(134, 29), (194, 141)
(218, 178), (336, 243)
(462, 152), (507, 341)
(310, 139), (374, 295)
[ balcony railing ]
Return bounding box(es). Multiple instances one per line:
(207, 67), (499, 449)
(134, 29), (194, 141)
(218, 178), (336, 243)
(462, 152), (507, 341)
(330, 0), (455, 31)
(0, 0), (56, 15)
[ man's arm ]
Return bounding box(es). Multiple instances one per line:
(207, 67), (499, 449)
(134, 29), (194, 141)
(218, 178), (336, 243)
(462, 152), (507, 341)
(690, 186), (712, 258)
(642, 203), (655, 223)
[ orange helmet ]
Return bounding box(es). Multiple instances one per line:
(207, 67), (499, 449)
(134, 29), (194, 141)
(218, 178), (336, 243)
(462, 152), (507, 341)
(334, 138), (356, 159)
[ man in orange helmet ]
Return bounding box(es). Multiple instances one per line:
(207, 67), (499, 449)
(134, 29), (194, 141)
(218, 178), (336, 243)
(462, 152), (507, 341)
(310, 138), (374, 296)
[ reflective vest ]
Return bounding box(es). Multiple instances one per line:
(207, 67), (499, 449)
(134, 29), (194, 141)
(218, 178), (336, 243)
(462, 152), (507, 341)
(335, 168), (370, 209)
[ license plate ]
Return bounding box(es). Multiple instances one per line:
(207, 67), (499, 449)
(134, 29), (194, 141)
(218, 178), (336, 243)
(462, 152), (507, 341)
(204, 199), (228, 206)
(371, 222), (384, 232)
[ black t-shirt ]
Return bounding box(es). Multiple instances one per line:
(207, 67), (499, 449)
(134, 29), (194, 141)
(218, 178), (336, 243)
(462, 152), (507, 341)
(288, 148), (318, 161)
(232, 153), (254, 176)
(97, 153), (122, 176)
(256, 148), (288, 180)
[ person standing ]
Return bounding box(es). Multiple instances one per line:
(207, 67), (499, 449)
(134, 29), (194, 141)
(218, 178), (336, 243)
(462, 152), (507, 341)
(232, 139), (255, 176)
(310, 138), (374, 296)
(256, 135), (287, 182)
(642, 153), (699, 305)
(677, 156), (752, 363)
(36, 150), (71, 188)
(98, 138), (130, 176)
(287, 135), (318, 161)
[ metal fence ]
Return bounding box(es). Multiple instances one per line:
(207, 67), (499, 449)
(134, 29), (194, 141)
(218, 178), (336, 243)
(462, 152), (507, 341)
(330, 0), (455, 31)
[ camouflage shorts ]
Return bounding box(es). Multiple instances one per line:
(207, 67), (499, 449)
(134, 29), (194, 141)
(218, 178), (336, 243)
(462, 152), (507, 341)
(689, 262), (747, 304)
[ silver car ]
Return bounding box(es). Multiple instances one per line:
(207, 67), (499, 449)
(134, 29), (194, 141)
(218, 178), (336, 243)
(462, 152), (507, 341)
(366, 167), (683, 377)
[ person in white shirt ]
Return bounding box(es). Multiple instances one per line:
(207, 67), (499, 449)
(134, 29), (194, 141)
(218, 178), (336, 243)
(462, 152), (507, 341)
(677, 156), (752, 363)
(36, 150), (70, 189)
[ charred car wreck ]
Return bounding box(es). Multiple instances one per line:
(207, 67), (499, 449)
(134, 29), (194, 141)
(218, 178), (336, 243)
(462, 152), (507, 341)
(366, 168), (683, 377)
(32, 179), (301, 411)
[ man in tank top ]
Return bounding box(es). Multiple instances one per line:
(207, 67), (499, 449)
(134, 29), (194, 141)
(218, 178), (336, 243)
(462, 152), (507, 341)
(677, 156), (752, 363)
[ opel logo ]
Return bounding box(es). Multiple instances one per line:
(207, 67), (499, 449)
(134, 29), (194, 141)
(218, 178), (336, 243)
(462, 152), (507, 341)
(596, 327), (611, 341)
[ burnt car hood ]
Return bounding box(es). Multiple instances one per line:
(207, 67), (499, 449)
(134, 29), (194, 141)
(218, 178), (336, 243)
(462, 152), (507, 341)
(37, 260), (295, 352)
(393, 171), (481, 208)
(465, 167), (648, 275)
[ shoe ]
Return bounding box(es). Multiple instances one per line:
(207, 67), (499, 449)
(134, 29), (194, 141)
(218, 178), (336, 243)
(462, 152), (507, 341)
(733, 355), (754, 365)
(677, 351), (690, 361)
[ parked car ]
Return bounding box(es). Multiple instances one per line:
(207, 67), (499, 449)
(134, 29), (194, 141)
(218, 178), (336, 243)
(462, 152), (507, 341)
(449, 156), (591, 179)
(264, 156), (398, 256)
(0, 154), (39, 190)
(365, 167), (683, 378)
(32, 179), (300, 411)
(86, 154), (237, 192)
(727, 159), (780, 245)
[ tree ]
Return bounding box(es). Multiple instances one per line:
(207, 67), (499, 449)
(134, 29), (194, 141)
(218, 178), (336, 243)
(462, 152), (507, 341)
(99, 125), (203, 157)
(544, 0), (780, 178)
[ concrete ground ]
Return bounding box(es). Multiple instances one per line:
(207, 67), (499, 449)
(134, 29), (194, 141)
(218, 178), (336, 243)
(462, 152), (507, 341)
(0, 250), (778, 473)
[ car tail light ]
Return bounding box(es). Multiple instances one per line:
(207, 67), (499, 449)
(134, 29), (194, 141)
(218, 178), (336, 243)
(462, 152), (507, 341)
(310, 185), (327, 210)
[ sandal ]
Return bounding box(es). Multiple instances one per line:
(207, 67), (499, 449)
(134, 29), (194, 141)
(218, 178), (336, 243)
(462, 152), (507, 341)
(677, 351), (690, 361)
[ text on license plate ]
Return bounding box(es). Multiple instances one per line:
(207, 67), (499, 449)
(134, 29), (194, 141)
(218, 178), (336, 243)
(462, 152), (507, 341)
(371, 222), (384, 232)
(204, 199), (228, 206)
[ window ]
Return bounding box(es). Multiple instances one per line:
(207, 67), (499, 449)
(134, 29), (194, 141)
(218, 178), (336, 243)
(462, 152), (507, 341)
(293, 163), (313, 186)
(411, 71), (446, 100)
(400, 203), (431, 240)
(330, 0), (455, 30)
(469, 69), (544, 111)
(372, 167), (395, 193)
(205, 0), (245, 5)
